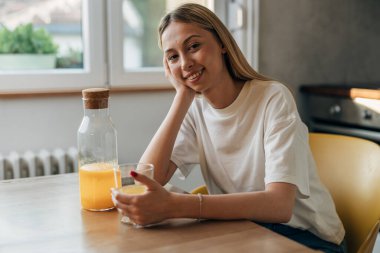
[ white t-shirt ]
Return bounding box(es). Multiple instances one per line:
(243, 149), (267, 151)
(170, 79), (345, 244)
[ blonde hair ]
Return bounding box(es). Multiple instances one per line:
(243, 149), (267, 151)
(158, 3), (270, 82)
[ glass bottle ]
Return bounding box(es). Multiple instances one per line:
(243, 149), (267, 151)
(77, 88), (118, 211)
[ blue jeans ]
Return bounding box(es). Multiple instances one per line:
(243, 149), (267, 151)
(255, 222), (347, 253)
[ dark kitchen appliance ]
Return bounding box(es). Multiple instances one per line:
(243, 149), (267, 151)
(300, 85), (380, 143)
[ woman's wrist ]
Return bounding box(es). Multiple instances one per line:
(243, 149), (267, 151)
(174, 87), (195, 105)
(168, 192), (200, 219)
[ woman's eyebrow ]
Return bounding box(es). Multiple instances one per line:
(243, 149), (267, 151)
(164, 34), (202, 54)
(183, 34), (202, 45)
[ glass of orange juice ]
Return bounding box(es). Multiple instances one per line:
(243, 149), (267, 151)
(113, 163), (154, 224)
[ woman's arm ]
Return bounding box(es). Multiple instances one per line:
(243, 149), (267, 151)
(115, 173), (296, 226)
(171, 182), (296, 223)
(139, 92), (193, 185)
(139, 59), (195, 185)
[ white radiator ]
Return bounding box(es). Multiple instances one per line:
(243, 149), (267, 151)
(0, 147), (78, 180)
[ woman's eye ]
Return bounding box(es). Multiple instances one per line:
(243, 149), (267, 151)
(188, 43), (200, 51)
(167, 55), (178, 62)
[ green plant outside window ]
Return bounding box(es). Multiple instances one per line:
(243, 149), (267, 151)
(0, 23), (58, 54)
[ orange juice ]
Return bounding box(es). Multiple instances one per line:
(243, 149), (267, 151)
(119, 185), (147, 195)
(79, 163), (121, 211)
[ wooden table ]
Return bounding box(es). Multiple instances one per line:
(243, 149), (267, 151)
(0, 174), (317, 253)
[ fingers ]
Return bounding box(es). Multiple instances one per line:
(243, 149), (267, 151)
(163, 57), (170, 78)
(163, 57), (180, 89)
(115, 199), (129, 216)
(113, 191), (140, 218)
(113, 194), (149, 225)
(114, 190), (133, 204)
(162, 57), (192, 93)
(131, 171), (160, 191)
(113, 192), (133, 217)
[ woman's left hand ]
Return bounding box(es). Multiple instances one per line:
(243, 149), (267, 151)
(114, 172), (173, 226)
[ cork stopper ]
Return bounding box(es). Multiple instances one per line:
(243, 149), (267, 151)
(82, 88), (110, 109)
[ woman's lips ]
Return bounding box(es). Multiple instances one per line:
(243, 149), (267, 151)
(186, 69), (203, 81)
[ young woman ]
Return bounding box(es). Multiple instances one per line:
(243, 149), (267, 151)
(114, 3), (346, 253)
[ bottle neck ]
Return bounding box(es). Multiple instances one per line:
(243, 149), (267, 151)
(84, 107), (110, 117)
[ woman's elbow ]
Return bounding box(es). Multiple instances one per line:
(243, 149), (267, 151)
(268, 209), (293, 223)
(267, 183), (296, 223)
(276, 202), (294, 223)
(279, 209), (293, 223)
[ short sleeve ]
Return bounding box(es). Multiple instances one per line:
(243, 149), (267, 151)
(170, 110), (200, 178)
(263, 85), (310, 198)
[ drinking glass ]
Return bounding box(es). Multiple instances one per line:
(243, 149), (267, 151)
(112, 163), (154, 224)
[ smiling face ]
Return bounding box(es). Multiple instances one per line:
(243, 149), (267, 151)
(161, 21), (230, 94)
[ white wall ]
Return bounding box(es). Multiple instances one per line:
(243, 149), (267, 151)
(0, 90), (204, 191)
(0, 91), (174, 158)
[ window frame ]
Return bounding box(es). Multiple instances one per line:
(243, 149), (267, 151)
(221, 0), (260, 71)
(0, 0), (106, 92)
(0, 0), (260, 93)
(107, 0), (171, 88)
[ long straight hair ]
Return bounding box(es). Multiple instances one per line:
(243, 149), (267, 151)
(158, 3), (271, 82)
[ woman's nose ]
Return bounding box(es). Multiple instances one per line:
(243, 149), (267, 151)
(181, 56), (194, 71)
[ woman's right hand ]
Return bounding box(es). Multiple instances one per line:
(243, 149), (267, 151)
(163, 58), (196, 100)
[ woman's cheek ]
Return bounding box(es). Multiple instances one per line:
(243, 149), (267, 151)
(171, 67), (182, 80)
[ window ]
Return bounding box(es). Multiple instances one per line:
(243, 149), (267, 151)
(0, 0), (106, 92)
(226, 0), (260, 71)
(0, 0), (84, 70)
(0, 0), (258, 92)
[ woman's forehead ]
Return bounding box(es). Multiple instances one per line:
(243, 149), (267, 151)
(161, 22), (210, 50)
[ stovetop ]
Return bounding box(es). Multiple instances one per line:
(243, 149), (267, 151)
(300, 84), (380, 100)
(302, 84), (380, 89)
